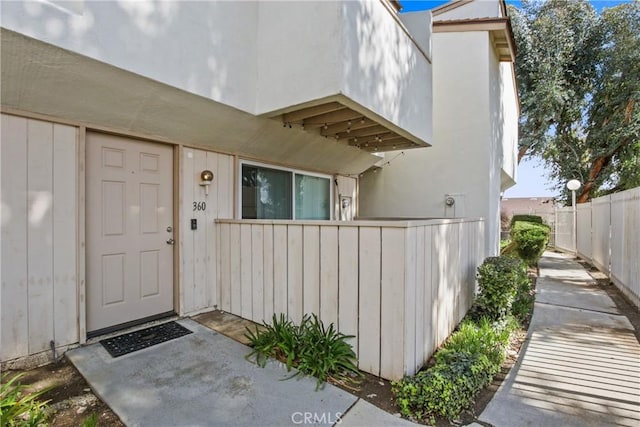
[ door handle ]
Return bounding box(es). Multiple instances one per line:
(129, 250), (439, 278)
(166, 238), (175, 245)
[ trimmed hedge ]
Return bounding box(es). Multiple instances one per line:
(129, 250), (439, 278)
(472, 256), (528, 322)
(511, 221), (550, 265)
(510, 214), (543, 227)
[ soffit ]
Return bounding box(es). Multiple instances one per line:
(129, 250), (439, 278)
(278, 101), (429, 153)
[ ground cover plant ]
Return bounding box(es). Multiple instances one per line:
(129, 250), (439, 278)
(392, 255), (531, 423)
(0, 373), (50, 427)
(245, 313), (360, 390)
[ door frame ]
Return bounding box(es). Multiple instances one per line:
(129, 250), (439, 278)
(80, 128), (180, 341)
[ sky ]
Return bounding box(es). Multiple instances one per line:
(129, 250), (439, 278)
(399, 0), (634, 197)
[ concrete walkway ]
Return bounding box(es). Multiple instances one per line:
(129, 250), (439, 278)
(67, 319), (415, 426)
(476, 252), (640, 427)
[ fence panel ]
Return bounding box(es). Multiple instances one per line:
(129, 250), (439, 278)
(216, 218), (485, 379)
(555, 207), (575, 252)
(556, 186), (639, 308)
(610, 188), (640, 306)
(576, 203), (592, 260)
(591, 195), (611, 274)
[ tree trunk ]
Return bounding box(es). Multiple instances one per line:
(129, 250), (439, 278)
(517, 145), (529, 164)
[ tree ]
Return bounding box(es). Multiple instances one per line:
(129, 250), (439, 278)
(509, 0), (640, 202)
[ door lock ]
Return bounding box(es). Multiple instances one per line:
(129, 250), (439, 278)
(166, 238), (175, 245)
(166, 226), (173, 232)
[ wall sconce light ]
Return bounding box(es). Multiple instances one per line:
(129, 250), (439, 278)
(200, 170), (214, 195)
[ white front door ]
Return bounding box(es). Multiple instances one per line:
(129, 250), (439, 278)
(86, 132), (174, 333)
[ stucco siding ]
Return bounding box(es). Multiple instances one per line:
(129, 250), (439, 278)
(0, 0), (260, 114)
(435, 0), (502, 20)
(359, 32), (492, 235)
(340, 0), (433, 143)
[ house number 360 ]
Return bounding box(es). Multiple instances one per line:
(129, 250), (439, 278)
(193, 201), (207, 211)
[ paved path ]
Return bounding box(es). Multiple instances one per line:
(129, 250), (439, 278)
(67, 319), (415, 426)
(476, 252), (640, 427)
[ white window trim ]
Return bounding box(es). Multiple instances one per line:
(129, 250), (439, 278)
(238, 160), (334, 220)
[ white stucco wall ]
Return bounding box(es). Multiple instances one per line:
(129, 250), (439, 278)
(255, 1), (342, 115)
(500, 63), (519, 190)
(359, 30), (507, 255)
(399, 11), (433, 61)
(435, 0), (502, 20)
(340, 0), (433, 143)
(1, 0), (260, 113)
(2, 0), (433, 144)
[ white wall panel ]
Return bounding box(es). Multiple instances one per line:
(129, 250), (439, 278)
(180, 148), (234, 315)
(1, 114), (77, 361)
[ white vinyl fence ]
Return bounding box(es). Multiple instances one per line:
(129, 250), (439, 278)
(216, 218), (485, 380)
(554, 207), (574, 253)
(555, 186), (639, 307)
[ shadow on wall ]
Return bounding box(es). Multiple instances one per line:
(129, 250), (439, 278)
(341, 0), (430, 143)
(3, 0), (255, 111)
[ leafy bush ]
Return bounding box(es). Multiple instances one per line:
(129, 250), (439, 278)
(245, 313), (360, 390)
(511, 268), (535, 324)
(0, 373), (50, 427)
(511, 221), (550, 265)
(510, 214), (543, 227)
(473, 256), (527, 322)
(392, 318), (515, 421)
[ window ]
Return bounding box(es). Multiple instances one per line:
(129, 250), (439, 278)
(241, 163), (331, 220)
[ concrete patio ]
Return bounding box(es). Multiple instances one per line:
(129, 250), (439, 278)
(67, 319), (415, 427)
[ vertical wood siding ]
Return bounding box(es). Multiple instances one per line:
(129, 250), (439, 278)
(216, 218), (485, 379)
(179, 148), (234, 315)
(1, 114), (78, 361)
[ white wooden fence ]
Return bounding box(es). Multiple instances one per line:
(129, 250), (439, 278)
(554, 186), (639, 307)
(216, 218), (485, 380)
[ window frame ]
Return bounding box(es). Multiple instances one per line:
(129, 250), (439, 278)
(238, 160), (333, 221)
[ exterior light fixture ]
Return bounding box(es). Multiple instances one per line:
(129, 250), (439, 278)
(200, 170), (214, 195)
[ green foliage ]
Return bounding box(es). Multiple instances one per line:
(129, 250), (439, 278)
(81, 413), (99, 427)
(510, 214), (543, 226)
(512, 270), (535, 324)
(392, 318), (515, 421)
(245, 313), (360, 390)
(511, 221), (550, 265)
(473, 256), (527, 322)
(509, 0), (640, 201)
(0, 373), (50, 427)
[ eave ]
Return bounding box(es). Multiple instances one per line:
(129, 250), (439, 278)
(433, 17), (516, 62)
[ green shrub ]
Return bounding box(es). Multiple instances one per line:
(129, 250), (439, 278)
(0, 373), (50, 427)
(245, 313), (360, 390)
(511, 268), (535, 324)
(473, 256), (526, 322)
(392, 318), (515, 421)
(510, 214), (543, 227)
(511, 221), (550, 265)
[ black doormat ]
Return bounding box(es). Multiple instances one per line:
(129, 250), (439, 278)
(100, 321), (193, 358)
